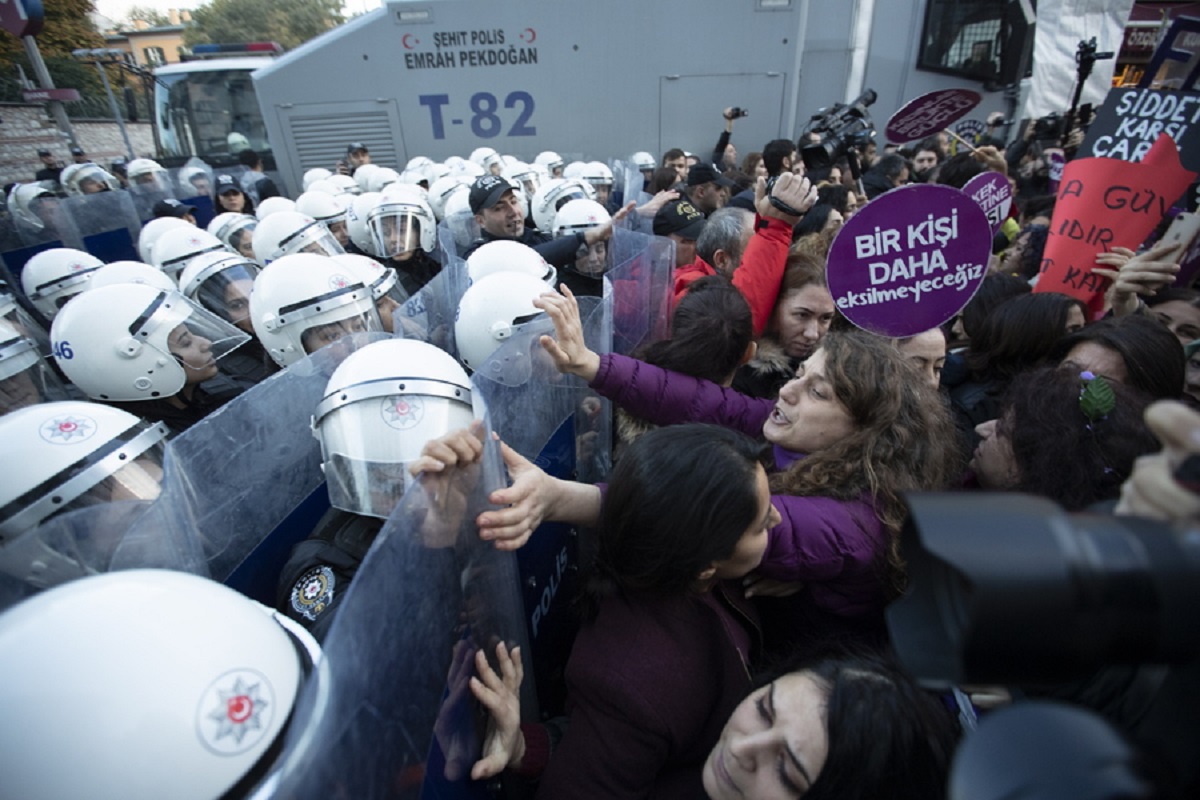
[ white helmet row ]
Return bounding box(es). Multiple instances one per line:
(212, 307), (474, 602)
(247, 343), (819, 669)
(51, 284), (249, 401)
(0, 569), (316, 799)
(427, 175), (470, 221)
(534, 151), (564, 174)
(20, 248), (104, 320)
(295, 191), (349, 226)
(302, 167), (333, 190)
(252, 210), (344, 264)
(126, 158), (172, 194)
(313, 338), (474, 519)
(255, 195), (296, 220)
(87, 261), (177, 294)
(249, 253), (382, 367)
(0, 401), (168, 545)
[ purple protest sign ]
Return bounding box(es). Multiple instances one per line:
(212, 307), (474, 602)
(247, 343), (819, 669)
(886, 89), (982, 143)
(826, 185), (992, 337)
(963, 171), (1013, 236)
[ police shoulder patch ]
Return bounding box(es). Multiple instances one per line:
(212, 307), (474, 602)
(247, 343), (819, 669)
(290, 565), (335, 622)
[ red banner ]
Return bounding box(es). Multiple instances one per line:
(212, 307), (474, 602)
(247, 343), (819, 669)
(1035, 134), (1197, 314)
(21, 88), (80, 103)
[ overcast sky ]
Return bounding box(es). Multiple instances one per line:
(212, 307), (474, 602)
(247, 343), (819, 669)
(93, 0), (382, 29)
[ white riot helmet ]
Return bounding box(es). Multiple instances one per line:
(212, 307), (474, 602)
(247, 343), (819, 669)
(327, 174), (361, 196)
(250, 253), (382, 367)
(295, 191), (349, 227)
(125, 158), (173, 194)
(255, 195), (296, 220)
(366, 167), (402, 194)
(466, 240), (555, 286)
(20, 248), (104, 320)
(397, 168), (426, 187)
(406, 156), (434, 171)
(313, 339), (473, 518)
(178, 251), (262, 333)
(443, 188), (472, 219)
(8, 183), (60, 234)
(51, 284), (249, 402)
(152, 227), (229, 282)
(534, 151), (564, 175)
(302, 167), (333, 190)
(60, 163), (119, 196)
(0, 402), (167, 544)
(552, 198), (612, 238)
(137, 216), (192, 263)
(582, 161), (614, 187)
(252, 210), (344, 264)
(0, 569), (316, 799)
(531, 178), (595, 235)
(422, 161), (451, 186)
(631, 151), (657, 171)
(427, 176), (470, 221)
(331, 253), (408, 333)
(353, 163), (383, 192)
(366, 193), (436, 259)
(481, 151), (505, 176)
(454, 271), (553, 373)
(87, 261), (178, 294)
(176, 163), (213, 197)
(0, 318), (68, 416)
(501, 161), (542, 204)
(469, 147), (499, 168)
(206, 212), (258, 259)
(562, 161), (587, 180)
(345, 191), (382, 255)
(227, 131), (251, 153)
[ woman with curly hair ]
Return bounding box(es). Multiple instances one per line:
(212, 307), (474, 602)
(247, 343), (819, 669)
(526, 287), (963, 640)
(971, 367), (1158, 509)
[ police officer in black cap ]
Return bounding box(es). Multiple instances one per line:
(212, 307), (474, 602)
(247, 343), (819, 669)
(34, 149), (62, 185)
(462, 174), (626, 268)
(338, 142), (371, 177)
(69, 145), (88, 165)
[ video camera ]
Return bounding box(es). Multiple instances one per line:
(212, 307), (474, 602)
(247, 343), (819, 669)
(888, 492), (1200, 798)
(798, 89), (878, 170)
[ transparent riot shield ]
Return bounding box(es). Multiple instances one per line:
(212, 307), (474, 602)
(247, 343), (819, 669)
(605, 226), (675, 356)
(264, 416), (533, 799)
(113, 331), (395, 585)
(437, 209), (481, 260)
(393, 257), (471, 357)
(61, 191), (143, 263)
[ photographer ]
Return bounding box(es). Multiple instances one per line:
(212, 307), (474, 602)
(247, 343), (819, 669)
(711, 107), (746, 172)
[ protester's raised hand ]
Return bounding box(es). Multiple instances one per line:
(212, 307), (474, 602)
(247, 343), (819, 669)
(533, 285), (601, 381)
(585, 202), (636, 244)
(1116, 401), (1200, 522)
(972, 145), (1007, 175)
(478, 441), (555, 550)
(636, 189), (679, 217)
(1093, 242), (1182, 317)
(470, 642), (526, 780)
(755, 173), (818, 225)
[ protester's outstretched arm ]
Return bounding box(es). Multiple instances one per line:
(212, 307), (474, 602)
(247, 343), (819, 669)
(479, 440), (602, 549)
(1116, 400), (1200, 521)
(1093, 242), (1182, 317)
(470, 642), (526, 780)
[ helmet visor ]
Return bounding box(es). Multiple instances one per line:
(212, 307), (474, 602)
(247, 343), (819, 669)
(318, 386), (474, 518)
(369, 211), (423, 259)
(133, 291), (251, 379)
(0, 338), (69, 415)
(278, 220), (345, 260)
(192, 262), (261, 330)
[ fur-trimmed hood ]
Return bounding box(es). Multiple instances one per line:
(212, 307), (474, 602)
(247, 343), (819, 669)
(744, 336), (795, 378)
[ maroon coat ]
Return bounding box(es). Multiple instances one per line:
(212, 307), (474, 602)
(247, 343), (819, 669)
(535, 582), (759, 799)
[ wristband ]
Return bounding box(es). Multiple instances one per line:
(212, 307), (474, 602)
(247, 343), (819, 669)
(768, 195), (806, 217)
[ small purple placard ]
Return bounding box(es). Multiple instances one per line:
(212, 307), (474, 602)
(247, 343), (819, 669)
(963, 171), (1013, 236)
(886, 89), (982, 143)
(826, 185), (992, 337)
(1047, 151), (1066, 194)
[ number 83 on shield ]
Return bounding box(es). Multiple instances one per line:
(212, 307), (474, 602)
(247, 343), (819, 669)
(418, 91), (537, 140)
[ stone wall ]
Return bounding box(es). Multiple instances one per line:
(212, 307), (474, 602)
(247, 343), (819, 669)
(0, 103), (155, 187)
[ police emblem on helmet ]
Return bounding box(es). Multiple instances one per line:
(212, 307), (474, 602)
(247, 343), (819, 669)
(380, 394), (424, 430)
(39, 414), (96, 444)
(197, 668), (276, 755)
